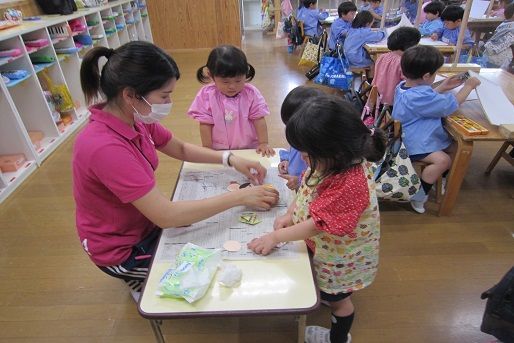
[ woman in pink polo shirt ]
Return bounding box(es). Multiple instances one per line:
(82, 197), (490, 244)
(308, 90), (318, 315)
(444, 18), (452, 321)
(73, 41), (279, 297)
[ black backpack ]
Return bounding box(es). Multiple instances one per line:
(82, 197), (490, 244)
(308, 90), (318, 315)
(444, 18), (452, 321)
(480, 267), (514, 342)
(36, 0), (77, 15)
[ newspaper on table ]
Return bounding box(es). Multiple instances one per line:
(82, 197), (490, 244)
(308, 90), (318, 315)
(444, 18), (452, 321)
(157, 167), (300, 262)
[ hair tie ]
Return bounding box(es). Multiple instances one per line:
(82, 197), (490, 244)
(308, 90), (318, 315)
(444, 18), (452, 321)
(370, 128), (375, 136)
(105, 48), (115, 59)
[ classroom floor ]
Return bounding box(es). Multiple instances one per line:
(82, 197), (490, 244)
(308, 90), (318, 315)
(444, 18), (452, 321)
(0, 30), (513, 343)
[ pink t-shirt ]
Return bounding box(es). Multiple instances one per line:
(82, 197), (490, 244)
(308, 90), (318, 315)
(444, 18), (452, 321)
(372, 51), (404, 105)
(187, 83), (270, 150)
(72, 104), (172, 266)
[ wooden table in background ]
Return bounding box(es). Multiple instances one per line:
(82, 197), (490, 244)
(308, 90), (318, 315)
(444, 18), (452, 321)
(441, 69), (514, 216)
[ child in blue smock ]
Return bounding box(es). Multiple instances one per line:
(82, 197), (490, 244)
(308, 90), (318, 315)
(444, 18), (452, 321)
(419, 2), (444, 36)
(432, 5), (474, 49)
(297, 0), (329, 38)
(328, 2), (357, 50)
(392, 45), (480, 213)
(360, 0), (371, 11)
(278, 86), (325, 190)
(369, 0), (384, 26)
(344, 11), (386, 70)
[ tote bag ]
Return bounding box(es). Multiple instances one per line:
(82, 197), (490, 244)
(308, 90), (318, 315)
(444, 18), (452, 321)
(298, 31), (327, 68)
(314, 48), (352, 91)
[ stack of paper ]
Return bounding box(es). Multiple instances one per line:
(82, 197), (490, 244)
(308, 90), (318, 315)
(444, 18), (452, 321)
(470, 71), (514, 125)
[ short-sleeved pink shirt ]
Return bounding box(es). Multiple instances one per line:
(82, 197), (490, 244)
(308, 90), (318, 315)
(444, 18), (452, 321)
(72, 104), (172, 266)
(372, 51), (404, 105)
(187, 83), (270, 150)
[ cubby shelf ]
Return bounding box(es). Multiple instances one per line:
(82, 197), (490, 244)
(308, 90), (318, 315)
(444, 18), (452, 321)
(0, 0), (153, 204)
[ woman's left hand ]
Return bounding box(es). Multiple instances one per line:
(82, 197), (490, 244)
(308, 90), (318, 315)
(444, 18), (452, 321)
(247, 233), (278, 255)
(256, 143), (275, 157)
(230, 154), (267, 185)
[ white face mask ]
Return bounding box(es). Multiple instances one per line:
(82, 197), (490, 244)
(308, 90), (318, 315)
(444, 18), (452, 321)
(132, 97), (172, 124)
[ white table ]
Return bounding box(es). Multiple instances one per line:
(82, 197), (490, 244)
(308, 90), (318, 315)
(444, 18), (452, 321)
(138, 150), (319, 342)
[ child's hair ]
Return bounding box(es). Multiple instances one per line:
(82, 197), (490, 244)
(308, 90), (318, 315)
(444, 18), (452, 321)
(423, 1), (445, 15)
(196, 45), (255, 84)
(80, 41), (180, 105)
(352, 11), (374, 28)
(441, 5), (464, 21)
(303, 0), (317, 7)
(387, 27), (421, 51)
(505, 3), (514, 19)
(285, 94), (386, 182)
(401, 45), (444, 79)
(280, 86), (324, 124)
(370, 0), (381, 4)
(338, 1), (357, 16)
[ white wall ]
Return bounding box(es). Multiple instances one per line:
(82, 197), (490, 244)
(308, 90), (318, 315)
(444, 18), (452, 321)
(243, 0), (262, 30)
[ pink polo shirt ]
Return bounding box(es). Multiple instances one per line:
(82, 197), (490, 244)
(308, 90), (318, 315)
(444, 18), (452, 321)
(372, 51), (404, 105)
(72, 104), (172, 266)
(187, 83), (270, 150)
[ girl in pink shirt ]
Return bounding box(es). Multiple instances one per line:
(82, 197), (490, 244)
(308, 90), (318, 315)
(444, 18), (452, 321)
(372, 27), (421, 105)
(188, 45), (275, 157)
(74, 42), (279, 298)
(249, 94), (386, 343)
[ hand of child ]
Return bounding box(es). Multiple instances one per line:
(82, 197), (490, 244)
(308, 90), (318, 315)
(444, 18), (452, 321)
(239, 185), (279, 210)
(430, 33), (438, 41)
(247, 232), (278, 255)
(464, 76), (481, 89)
(273, 213), (293, 230)
(278, 174), (299, 190)
(278, 160), (289, 174)
(439, 74), (465, 91)
(230, 155), (267, 185)
(256, 143), (275, 157)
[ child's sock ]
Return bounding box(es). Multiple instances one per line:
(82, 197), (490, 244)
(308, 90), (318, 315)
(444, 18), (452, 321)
(330, 312), (354, 343)
(421, 179), (433, 194)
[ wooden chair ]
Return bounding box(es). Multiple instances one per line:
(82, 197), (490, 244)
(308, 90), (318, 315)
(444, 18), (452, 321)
(485, 141), (514, 174)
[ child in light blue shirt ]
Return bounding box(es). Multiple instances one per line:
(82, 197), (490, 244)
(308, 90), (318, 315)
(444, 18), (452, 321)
(392, 45), (480, 213)
(344, 11), (386, 68)
(419, 1), (444, 36)
(328, 2), (357, 50)
(432, 5), (474, 48)
(297, 0), (329, 37)
(278, 86), (325, 190)
(369, 0), (384, 26)
(360, 0), (370, 11)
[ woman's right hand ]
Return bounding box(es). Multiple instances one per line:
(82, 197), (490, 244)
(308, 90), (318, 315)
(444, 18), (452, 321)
(273, 213), (293, 230)
(238, 185), (279, 210)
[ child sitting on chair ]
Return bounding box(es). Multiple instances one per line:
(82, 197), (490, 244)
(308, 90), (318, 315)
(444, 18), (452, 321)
(369, 0), (384, 26)
(483, 3), (514, 68)
(431, 5), (474, 49)
(419, 1), (444, 37)
(372, 27), (421, 106)
(297, 0), (329, 38)
(188, 45), (274, 157)
(328, 1), (357, 51)
(344, 11), (386, 71)
(392, 45), (480, 213)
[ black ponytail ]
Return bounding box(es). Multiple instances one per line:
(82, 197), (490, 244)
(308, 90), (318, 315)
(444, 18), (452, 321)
(80, 46), (111, 105)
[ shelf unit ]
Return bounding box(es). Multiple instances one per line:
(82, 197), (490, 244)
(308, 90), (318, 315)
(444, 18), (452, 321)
(0, 0), (153, 203)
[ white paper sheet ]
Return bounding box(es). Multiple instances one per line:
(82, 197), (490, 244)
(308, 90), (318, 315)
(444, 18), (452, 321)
(157, 168), (299, 262)
(470, 71), (514, 125)
(470, 0), (491, 19)
(385, 13), (413, 36)
(419, 37), (450, 46)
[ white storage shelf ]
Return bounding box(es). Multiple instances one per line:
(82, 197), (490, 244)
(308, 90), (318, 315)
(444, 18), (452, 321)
(0, 0), (153, 203)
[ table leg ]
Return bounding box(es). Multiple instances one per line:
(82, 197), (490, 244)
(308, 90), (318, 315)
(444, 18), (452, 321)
(297, 315), (306, 343)
(149, 319), (165, 343)
(439, 138), (474, 216)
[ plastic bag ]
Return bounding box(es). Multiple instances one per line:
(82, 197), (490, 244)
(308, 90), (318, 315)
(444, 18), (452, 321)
(157, 243), (221, 303)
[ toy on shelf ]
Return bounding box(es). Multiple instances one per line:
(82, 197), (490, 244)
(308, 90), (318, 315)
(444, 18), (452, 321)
(0, 48), (22, 58)
(24, 39), (49, 48)
(74, 35), (93, 46)
(30, 55), (55, 63)
(28, 131), (44, 149)
(54, 47), (79, 54)
(1, 70), (29, 80)
(86, 19), (99, 26)
(69, 19), (87, 33)
(0, 9), (22, 31)
(48, 26), (71, 40)
(0, 154), (26, 172)
(104, 27), (116, 34)
(91, 34), (104, 40)
(115, 23), (125, 30)
(23, 16), (41, 21)
(39, 71), (74, 113)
